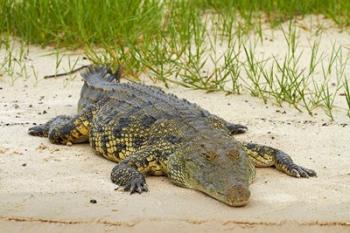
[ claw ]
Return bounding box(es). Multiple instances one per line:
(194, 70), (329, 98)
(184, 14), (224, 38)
(290, 165), (316, 178)
(297, 168), (309, 178)
(303, 167), (317, 177)
(130, 185), (138, 194)
(290, 168), (300, 178)
(28, 125), (48, 137)
(125, 176), (148, 194)
(142, 183), (149, 192)
(124, 183), (131, 192)
(227, 123), (248, 135)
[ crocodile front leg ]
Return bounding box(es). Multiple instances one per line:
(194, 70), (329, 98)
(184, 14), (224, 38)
(111, 162), (148, 194)
(111, 147), (168, 194)
(208, 115), (248, 135)
(242, 142), (317, 178)
(226, 123), (248, 135)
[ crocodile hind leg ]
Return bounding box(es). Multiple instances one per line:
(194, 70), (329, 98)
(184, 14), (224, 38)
(242, 142), (317, 178)
(28, 102), (101, 145)
(28, 115), (72, 137)
(28, 98), (107, 144)
(29, 114), (90, 145)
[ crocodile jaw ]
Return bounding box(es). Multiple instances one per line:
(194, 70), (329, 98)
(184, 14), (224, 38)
(167, 143), (253, 207)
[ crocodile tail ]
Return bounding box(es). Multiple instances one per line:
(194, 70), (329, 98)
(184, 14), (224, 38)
(78, 65), (121, 112)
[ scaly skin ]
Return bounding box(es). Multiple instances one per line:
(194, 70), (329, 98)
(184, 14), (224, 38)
(28, 66), (316, 207)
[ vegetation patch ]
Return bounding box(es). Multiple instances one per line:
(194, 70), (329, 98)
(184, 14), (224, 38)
(0, 0), (350, 119)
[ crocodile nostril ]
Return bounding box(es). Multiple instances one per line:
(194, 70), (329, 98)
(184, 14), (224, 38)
(226, 184), (250, 206)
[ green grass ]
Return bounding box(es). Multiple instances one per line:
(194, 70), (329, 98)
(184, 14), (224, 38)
(1, 0), (350, 120)
(1, 0), (350, 48)
(0, 0), (163, 47)
(344, 78), (350, 117)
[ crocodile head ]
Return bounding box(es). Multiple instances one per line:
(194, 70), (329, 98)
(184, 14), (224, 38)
(167, 135), (255, 207)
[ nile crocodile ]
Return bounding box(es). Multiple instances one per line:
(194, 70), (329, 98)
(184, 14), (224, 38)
(28, 66), (316, 207)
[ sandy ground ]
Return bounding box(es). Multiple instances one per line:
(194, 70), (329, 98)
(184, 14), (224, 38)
(1, 21), (350, 232)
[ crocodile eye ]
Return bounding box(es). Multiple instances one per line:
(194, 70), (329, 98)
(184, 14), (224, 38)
(202, 152), (217, 161)
(227, 149), (240, 160)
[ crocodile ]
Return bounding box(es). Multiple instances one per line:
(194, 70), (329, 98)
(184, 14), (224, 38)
(28, 66), (316, 207)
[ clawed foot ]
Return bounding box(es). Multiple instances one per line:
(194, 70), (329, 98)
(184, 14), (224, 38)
(28, 125), (48, 137)
(124, 176), (148, 194)
(288, 165), (317, 178)
(28, 115), (72, 138)
(275, 151), (317, 178)
(111, 164), (148, 194)
(227, 123), (248, 135)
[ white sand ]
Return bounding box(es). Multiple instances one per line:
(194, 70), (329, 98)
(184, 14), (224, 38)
(1, 18), (350, 232)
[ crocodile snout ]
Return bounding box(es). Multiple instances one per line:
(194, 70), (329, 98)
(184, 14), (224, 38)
(226, 184), (250, 207)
